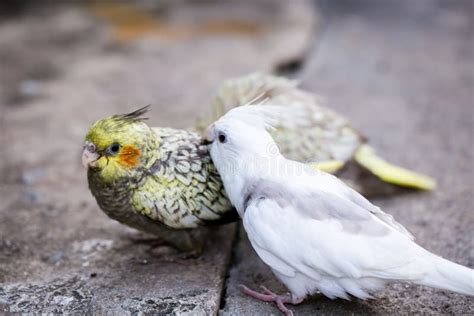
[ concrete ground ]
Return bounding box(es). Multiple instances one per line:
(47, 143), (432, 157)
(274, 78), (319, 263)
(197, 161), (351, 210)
(1, 0), (473, 314)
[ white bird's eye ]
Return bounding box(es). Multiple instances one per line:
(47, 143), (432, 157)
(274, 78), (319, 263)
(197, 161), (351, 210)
(218, 132), (227, 143)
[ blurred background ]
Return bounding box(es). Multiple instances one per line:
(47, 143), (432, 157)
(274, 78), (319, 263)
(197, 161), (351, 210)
(0, 0), (472, 314)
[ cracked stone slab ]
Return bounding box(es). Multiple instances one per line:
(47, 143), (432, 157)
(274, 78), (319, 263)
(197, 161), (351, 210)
(0, 277), (94, 313)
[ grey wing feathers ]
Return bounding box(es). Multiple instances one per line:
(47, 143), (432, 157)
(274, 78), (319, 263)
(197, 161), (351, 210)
(245, 177), (412, 238)
(341, 184), (415, 239)
(142, 127), (237, 228)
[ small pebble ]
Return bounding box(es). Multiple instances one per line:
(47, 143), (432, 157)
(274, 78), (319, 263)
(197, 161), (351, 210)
(24, 191), (40, 203)
(18, 79), (42, 98)
(50, 251), (64, 264)
(21, 168), (45, 185)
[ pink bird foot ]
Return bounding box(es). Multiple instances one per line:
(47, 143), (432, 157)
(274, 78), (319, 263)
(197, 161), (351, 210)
(239, 284), (303, 316)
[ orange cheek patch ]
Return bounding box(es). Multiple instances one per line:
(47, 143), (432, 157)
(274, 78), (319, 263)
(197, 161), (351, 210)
(118, 145), (141, 167)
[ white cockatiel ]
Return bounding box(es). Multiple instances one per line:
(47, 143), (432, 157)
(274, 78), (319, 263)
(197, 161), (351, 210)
(205, 106), (474, 315)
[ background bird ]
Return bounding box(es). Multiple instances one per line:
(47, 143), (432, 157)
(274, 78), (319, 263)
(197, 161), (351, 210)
(206, 105), (473, 315)
(197, 72), (436, 192)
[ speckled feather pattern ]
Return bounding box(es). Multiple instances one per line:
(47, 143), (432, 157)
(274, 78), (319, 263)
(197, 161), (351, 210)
(131, 128), (231, 228)
(205, 73), (364, 162)
(88, 127), (233, 230)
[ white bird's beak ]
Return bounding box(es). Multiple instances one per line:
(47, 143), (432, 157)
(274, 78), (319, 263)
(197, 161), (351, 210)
(82, 142), (99, 169)
(203, 123), (215, 144)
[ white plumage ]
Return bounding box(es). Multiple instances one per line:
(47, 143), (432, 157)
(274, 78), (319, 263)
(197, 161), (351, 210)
(206, 106), (474, 315)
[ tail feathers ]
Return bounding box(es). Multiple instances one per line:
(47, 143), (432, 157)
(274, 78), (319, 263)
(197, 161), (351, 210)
(310, 160), (345, 173)
(419, 255), (474, 296)
(354, 145), (437, 190)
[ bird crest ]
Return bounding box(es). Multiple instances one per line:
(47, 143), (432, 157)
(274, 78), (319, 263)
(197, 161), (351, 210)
(112, 104), (151, 123)
(92, 105), (151, 133)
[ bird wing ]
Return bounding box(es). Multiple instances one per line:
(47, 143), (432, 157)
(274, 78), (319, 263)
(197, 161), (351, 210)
(131, 127), (238, 229)
(242, 177), (426, 282)
(283, 161), (415, 239)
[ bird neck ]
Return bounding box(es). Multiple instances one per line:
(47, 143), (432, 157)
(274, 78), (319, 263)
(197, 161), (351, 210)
(219, 152), (283, 215)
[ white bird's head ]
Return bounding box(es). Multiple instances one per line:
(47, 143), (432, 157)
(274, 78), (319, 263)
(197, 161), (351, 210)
(205, 106), (296, 182)
(204, 105), (309, 210)
(204, 106), (287, 208)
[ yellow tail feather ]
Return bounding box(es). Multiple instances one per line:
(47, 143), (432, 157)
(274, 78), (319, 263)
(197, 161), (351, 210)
(354, 145), (437, 190)
(310, 160), (345, 173)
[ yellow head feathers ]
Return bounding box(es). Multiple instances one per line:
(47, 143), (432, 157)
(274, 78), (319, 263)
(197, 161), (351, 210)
(83, 106), (158, 182)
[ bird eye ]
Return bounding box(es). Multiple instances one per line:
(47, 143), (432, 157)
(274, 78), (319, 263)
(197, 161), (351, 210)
(108, 143), (121, 154)
(218, 132), (227, 143)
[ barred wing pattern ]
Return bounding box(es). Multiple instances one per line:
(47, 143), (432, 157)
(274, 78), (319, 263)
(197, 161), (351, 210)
(131, 127), (235, 229)
(205, 73), (363, 162)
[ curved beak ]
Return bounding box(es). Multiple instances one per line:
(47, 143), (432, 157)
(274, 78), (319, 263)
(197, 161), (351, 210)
(82, 142), (99, 169)
(203, 123), (215, 145)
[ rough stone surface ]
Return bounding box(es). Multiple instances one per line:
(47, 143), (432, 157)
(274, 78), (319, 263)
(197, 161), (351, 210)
(0, 0), (316, 314)
(222, 0), (473, 314)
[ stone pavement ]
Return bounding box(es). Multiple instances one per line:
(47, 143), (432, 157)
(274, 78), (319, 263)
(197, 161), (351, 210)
(0, 0), (473, 314)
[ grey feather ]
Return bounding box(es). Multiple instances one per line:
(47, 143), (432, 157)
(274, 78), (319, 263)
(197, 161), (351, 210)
(243, 179), (398, 236)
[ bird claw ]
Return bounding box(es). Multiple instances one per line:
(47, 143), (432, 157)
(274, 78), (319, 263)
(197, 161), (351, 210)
(260, 285), (276, 296)
(239, 284), (299, 316)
